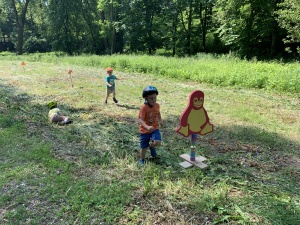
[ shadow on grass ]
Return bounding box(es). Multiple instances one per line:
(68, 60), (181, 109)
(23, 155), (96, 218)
(149, 114), (300, 224)
(115, 103), (140, 110)
(0, 83), (33, 128)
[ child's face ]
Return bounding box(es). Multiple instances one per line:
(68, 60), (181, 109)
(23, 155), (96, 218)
(107, 71), (113, 76)
(147, 93), (157, 107)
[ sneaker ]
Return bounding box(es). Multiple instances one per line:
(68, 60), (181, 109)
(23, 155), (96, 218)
(113, 97), (118, 103)
(65, 120), (73, 124)
(58, 120), (73, 125)
(150, 147), (157, 157)
(139, 159), (145, 166)
(104, 100), (107, 104)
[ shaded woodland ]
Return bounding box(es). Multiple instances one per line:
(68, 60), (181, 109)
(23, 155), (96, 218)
(0, 0), (299, 60)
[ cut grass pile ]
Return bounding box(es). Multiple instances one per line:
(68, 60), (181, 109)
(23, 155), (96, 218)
(0, 57), (299, 224)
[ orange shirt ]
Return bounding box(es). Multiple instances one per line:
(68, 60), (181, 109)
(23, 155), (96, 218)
(138, 103), (160, 134)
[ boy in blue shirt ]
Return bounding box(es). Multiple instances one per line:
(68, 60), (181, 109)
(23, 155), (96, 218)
(104, 67), (119, 104)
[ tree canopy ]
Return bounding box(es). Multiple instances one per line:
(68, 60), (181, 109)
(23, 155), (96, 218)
(0, 0), (299, 59)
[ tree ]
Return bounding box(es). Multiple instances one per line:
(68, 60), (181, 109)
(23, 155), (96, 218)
(79, 0), (102, 54)
(45, 0), (102, 55)
(10, 0), (31, 55)
(0, 1), (12, 36)
(159, 0), (180, 56)
(214, 0), (284, 59)
(98, 0), (120, 54)
(174, 0), (215, 56)
(195, 0), (215, 52)
(120, 0), (164, 54)
(276, 0), (300, 55)
(181, 0), (193, 55)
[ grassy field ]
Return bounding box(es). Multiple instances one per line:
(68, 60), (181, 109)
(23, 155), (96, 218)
(0, 56), (300, 225)
(1, 52), (299, 94)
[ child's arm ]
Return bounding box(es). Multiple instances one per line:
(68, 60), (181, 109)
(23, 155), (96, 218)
(57, 109), (64, 116)
(138, 118), (154, 131)
(158, 112), (163, 126)
(105, 77), (112, 87)
(106, 81), (112, 87)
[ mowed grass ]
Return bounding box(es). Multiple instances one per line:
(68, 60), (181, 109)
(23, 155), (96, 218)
(0, 58), (300, 225)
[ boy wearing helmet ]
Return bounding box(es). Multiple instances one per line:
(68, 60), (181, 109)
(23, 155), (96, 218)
(48, 101), (72, 125)
(104, 67), (119, 104)
(138, 86), (163, 165)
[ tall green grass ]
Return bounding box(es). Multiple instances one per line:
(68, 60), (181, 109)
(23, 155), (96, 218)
(1, 52), (299, 94)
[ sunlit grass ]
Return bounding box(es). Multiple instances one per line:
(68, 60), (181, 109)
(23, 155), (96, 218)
(0, 56), (299, 224)
(1, 52), (300, 94)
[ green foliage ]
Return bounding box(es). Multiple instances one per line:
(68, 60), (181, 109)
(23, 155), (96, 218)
(44, 0), (102, 55)
(214, 0), (282, 59)
(23, 36), (50, 53)
(1, 0), (300, 59)
(276, 0), (300, 55)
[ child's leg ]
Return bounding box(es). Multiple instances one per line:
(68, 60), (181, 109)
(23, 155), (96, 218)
(139, 148), (148, 160)
(150, 140), (161, 148)
(139, 133), (151, 164)
(62, 116), (69, 123)
(105, 92), (110, 100)
(105, 90), (110, 103)
(150, 130), (162, 148)
(112, 88), (118, 103)
(50, 114), (64, 123)
(149, 130), (162, 157)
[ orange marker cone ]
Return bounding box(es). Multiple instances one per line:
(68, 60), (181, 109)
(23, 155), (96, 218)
(68, 69), (74, 87)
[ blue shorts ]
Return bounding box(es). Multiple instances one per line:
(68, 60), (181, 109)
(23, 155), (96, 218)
(140, 129), (162, 149)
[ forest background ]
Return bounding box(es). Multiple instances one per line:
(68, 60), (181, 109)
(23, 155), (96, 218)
(0, 0), (300, 60)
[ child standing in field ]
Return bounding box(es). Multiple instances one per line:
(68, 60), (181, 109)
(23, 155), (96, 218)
(138, 86), (163, 166)
(48, 101), (72, 125)
(104, 67), (119, 104)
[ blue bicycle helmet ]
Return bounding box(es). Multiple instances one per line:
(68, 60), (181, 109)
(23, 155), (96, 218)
(142, 86), (159, 98)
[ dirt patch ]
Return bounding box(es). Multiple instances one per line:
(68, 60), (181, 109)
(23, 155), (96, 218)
(281, 115), (298, 124)
(289, 156), (300, 170)
(121, 191), (214, 225)
(0, 102), (8, 113)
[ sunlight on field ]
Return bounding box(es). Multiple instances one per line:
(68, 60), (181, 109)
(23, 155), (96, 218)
(0, 58), (299, 225)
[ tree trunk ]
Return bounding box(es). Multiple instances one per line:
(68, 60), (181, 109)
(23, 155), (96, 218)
(199, 2), (207, 51)
(146, 2), (156, 55)
(100, 11), (109, 52)
(186, 0), (193, 55)
(11, 0), (31, 55)
(172, 11), (178, 57)
(79, 0), (99, 54)
(271, 25), (279, 57)
(271, 0), (282, 57)
(110, 3), (116, 55)
(245, 4), (254, 59)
